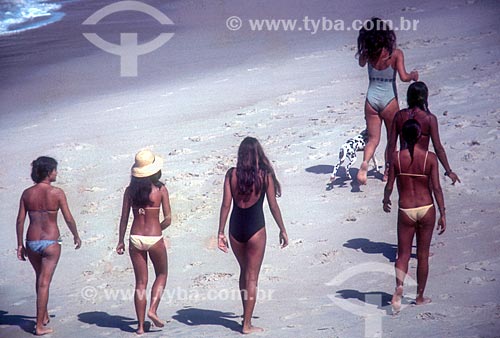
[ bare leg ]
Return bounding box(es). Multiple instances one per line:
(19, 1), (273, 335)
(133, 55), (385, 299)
(380, 99), (399, 181)
(357, 101), (382, 185)
(230, 228), (266, 334)
(392, 210), (416, 313)
(147, 239), (168, 327)
(230, 235), (248, 312)
(27, 243), (60, 335)
(415, 207), (436, 305)
(129, 245), (148, 335)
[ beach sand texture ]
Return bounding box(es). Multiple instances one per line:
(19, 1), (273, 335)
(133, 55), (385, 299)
(1, 0), (499, 337)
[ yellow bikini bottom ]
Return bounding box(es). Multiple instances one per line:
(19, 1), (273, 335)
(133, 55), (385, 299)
(399, 204), (434, 223)
(129, 235), (163, 251)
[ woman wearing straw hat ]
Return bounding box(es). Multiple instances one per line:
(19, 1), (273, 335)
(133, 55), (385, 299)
(218, 137), (288, 334)
(16, 156), (81, 336)
(116, 149), (172, 334)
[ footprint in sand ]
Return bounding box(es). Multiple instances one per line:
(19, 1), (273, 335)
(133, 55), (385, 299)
(465, 260), (493, 272)
(464, 276), (496, 285)
(416, 312), (446, 320)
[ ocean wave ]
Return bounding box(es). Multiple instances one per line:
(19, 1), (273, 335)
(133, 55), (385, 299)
(0, 0), (71, 36)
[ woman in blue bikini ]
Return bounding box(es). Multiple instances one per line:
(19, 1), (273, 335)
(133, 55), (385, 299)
(218, 137), (288, 334)
(116, 149), (172, 334)
(383, 119), (446, 313)
(16, 156), (81, 336)
(356, 17), (419, 184)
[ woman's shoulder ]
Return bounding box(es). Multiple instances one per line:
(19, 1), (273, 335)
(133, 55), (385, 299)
(392, 48), (404, 58)
(226, 167), (236, 177)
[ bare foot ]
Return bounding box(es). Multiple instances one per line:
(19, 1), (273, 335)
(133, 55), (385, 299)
(136, 328), (144, 335)
(242, 324), (264, 334)
(357, 161), (368, 185)
(416, 296), (432, 305)
(391, 286), (404, 314)
(35, 326), (54, 336)
(147, 311), (165, 328)
(43, 314), (50, 326)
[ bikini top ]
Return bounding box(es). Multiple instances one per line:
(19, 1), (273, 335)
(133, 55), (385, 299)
(368, 63), (396, 82)
(397, 151), (429, 178)
(28, 209), (58, 214)
(132, 207), (160, 215)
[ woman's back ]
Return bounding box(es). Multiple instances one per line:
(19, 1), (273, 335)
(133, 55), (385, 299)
(229, 168), (266, 209)
(395, 108), (433, 150)
(395, 148), (435, 208)
(24, 184), (61, 240)
(129, 184), (164, 236)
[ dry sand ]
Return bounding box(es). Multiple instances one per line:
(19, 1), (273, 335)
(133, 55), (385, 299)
(1, 0), (499, 337)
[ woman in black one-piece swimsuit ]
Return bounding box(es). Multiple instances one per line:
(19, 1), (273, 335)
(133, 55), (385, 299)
(218, 137), (288, 334)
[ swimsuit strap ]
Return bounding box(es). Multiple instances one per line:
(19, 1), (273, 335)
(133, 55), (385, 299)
(397, 151), (402, 175)
(423, 151), (429, 174)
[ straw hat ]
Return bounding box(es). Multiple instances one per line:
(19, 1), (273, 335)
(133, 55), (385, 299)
(131, 150), (163, 178)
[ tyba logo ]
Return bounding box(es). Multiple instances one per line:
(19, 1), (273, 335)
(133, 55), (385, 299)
(82, 1), (174, 77)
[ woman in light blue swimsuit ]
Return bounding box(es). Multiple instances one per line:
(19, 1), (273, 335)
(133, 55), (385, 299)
(16, 156), (81, 335)
(356, 17), (419, 184)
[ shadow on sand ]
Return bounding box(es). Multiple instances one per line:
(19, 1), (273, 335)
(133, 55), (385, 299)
(172, 307), (241, 333)
(77, 311), (138, 333)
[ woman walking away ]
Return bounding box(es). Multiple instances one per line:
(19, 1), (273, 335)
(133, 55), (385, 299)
(218, 137), (288, 334)
(383, 120), (446, 314)
(117, 150), (172, 334)
(387, 81), (461, 184)
(16, 156), (81, 336)
(356, 17), (418, 184)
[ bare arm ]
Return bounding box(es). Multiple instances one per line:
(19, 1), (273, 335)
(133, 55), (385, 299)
(16, 193), (27, 260)
(429, 114), (461, 184)
(394, 49), (418, 82)
(58, 188), (81, 249)
(266, 174), (288, 248)
(160, 185), (172, 230)
(116, 187), (131, 254)
(217, 170), (232, 253)
(383, 153), (397, 212)
(358, 50), (368, 67)
(429, 154), (446, 234)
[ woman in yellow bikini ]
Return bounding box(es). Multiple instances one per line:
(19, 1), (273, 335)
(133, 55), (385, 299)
(116, 150), (172, 334)
(383, 119), (446, 313)
(16, 156), (81, 336)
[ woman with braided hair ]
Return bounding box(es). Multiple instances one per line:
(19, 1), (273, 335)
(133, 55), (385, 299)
(383, 119), (446, 313)
(387, 81), (461, 184)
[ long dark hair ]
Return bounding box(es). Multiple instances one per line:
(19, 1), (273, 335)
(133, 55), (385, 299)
(357, 17), (396, 63)
(401, 119), (421, 163)
(31, 156), (57, 183)
(129, 170), (164, 207)
(236, 137), (281, 197)
(407, 81), (429, 113)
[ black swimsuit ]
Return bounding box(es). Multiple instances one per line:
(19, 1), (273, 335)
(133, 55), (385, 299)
(229, 168), (266, 243)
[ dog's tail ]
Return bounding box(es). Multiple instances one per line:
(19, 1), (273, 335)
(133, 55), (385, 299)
(339, 148), (345, 159)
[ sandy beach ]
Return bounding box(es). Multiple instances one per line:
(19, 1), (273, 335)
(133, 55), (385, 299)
(1, 0), (499, 337)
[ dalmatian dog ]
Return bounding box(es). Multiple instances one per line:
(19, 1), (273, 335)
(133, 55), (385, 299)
(329, 129), (378, 181)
